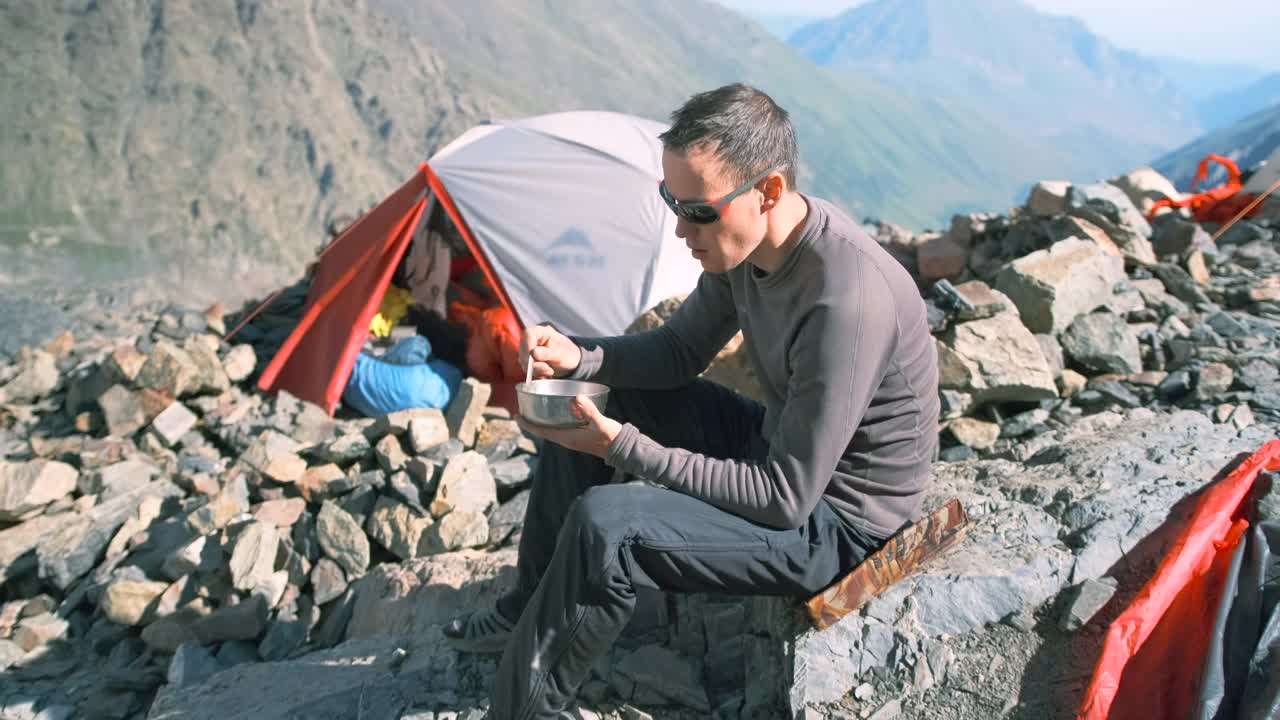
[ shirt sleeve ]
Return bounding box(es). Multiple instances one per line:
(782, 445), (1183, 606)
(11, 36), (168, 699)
(603, 274), (898, 530)
(568, 271), (740, 389)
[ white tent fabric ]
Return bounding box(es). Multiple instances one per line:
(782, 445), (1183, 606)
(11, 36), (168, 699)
(1243, 145), (1280, 195)
(428, 111), (703, 338)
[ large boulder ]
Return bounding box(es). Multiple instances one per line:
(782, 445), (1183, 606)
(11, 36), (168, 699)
(0, 459), (78, 521)
(1107, 167), (1183, 216)
(1060, 313), (1143, 375)
(993, 237), (1126, 334)
(1067, 184), (1157, 265)
(936, 313), (1058, 405)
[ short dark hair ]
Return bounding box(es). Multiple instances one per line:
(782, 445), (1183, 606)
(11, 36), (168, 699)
(658, 83), (798, 189)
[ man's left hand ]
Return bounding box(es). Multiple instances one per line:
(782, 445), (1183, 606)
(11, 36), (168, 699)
(515, 395), (622, 459)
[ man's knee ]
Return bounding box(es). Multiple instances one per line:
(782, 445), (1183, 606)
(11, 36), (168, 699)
(563, 485), (641, 541)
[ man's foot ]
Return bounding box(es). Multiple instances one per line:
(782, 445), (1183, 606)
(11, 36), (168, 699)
(442, 605), (516, 653)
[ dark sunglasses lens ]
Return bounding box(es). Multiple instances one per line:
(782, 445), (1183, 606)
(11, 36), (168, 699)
(685, 206), (718, 224)
(660, 183), (719, 224)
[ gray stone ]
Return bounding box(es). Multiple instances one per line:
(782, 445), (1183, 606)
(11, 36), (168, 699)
(936, 314), (1058, 405)
(297, 463), (348, 503)
(1058, 578), (1117, 631)
(371, 407), (439, 438)
(1061, 313), (1143, 374)
(1002, 408), (1051, 437)
(476, 418), (525, 458)
(408, 412), (451, 454)
(365, 496), (434, 561)
(310, 557), (349, 606)
(185, 473), (250, 535)
(182, 335), (232, 395)
(445, 378), (492, 447)
(1195, 363), (1235, 401)
(240, 430), (306, 484)
(344, 548), (516, 641)
(947, 418), (1000, 450)
(163, 534), (223, 580)
(167, 641), (222, 688)
(64, 363), (114, 418)
(422, 510), (490, 553)
(80, 458), (157, 501)
(1233, 358), (1279, 390)
(229, 521), (280, 591)
(259, 610), (309, 661)
(193, 594), (269, 643)
(868, 699), (903, 720)
(38, 479), (183, 590)
(141, 603), (211, 652)
(993, 237), (1126, 333)
(0, 459), (78, 521)
(1157, 369), (1194, 400)
(1151, 263), (1211, 305)
(253, 497), (307, 528)
(316, 501), (370, 578)
(0, 349), (58, 403)
(336, 483), (378, 526)
(430, 451), (497, 518)
(1068, 182), (1154, 238)
(221, 344), (257, 383)
(615, 645), (710, 712)
(939, 389), (972, 420)
(376, 433), (409, 474)
(1035, 334), (1065, 378)
(406, 458), (438, 498)
(423, 437), (467, 464)
(145, 636), (418, 718)
(101, 579), (169, 626)
(319, 433), (372, 464)
(488, 490), (530, 546)
(1152, 218), (1213, 257)
(0, 514), (61, 583)
(1205, 311), (1252, 339)
(135, 340), (202, 397)
(1026, 180), (1070, 216)
(0, 638), (24, 671)
(217, 639), (261, 667)
(151, 401), (199, 446)
(13, 612), (69, 651)
(491, 455), (536, 491)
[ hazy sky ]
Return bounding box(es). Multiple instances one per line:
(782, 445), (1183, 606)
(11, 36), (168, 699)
(720, 0), (1280, 70)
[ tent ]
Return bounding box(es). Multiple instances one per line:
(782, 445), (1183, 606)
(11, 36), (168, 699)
(251, 110), (703, 416)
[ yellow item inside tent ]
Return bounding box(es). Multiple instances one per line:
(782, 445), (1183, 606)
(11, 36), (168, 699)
(369, 284), (414, 337)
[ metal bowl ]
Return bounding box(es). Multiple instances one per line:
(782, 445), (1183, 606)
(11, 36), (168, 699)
(515, 379), (611, 428)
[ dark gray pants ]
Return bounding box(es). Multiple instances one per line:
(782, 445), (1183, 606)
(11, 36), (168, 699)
(490, 380), (881, 719)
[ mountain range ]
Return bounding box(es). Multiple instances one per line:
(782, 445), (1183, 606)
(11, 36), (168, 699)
(1154, 102), (1280, 192)
(2, 0), (1276, 300)
(787, 0), (1202, 183)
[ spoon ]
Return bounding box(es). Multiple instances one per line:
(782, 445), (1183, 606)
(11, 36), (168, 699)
(525, 350), (534, 386)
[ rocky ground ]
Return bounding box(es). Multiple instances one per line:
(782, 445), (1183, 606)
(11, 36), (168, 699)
(1, 166), (1278, 720)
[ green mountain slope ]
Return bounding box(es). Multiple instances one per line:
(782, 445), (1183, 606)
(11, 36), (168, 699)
(0, 0), (513, 299)
(788, 0), (1203, 181)
(369, 0), (1067, 229)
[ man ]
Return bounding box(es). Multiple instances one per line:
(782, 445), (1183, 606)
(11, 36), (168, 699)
(443, 83), (940, 719)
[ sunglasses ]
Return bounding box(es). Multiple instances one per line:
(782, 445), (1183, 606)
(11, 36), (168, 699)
(658, 165), (782, 224)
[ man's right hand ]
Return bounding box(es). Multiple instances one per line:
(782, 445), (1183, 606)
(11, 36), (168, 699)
(520, 324), (582, 380)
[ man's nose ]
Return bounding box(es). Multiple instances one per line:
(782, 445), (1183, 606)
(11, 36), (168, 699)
(675, 217), (694, 239)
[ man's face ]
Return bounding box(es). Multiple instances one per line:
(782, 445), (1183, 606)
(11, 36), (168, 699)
(660, 147), (767, 274)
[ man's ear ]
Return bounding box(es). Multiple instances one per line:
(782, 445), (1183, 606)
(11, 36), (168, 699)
(760, 172), (785, 211)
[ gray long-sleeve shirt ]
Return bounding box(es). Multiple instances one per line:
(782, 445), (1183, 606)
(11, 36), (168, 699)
(571, 195), (940, 537)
